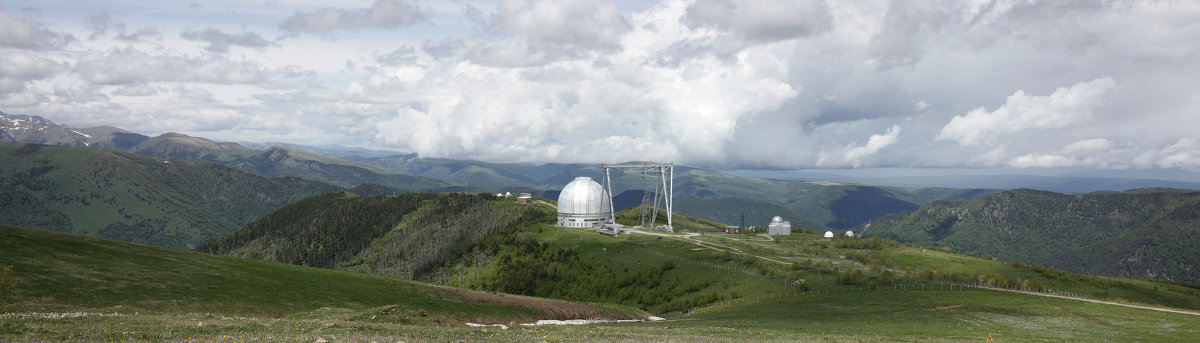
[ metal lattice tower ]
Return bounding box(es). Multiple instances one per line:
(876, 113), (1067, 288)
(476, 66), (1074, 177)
(602, 162), (674, 233)
(638, 185), (655, 228)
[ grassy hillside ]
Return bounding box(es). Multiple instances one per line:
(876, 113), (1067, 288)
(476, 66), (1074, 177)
(0, 224), (639, 324)
(865, 188), (1200, 283)
(451, 224), (1200, 316)
(200, 192), (553, 281)
(0, 142), (341, 249)
(7, 211), (1200, 341)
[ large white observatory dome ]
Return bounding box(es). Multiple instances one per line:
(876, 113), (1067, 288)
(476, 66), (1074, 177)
(557, 177), (612, 228)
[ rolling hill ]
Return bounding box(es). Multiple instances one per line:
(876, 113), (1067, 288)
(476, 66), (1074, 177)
(198, 192), (554, 281)
(863, 188), (1200, 283)
(0, 141), (341, 249)
(8, 200), (1200, 341)
(0, 224), (640, 323)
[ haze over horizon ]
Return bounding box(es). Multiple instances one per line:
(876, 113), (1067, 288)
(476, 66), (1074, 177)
(1, 0), (1198, 173)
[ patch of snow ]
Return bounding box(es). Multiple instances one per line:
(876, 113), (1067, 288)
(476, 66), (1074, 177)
(70, 129), (91, 138)
(468, 316), (664, 328)
(466, 323), (509, 330)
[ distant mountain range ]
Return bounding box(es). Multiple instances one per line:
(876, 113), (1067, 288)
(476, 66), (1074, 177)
(2, 111), (454, 193)
(864, 188), (1200, 283)
(2, 111), (994, 230)
(729, 170), (1200, 194)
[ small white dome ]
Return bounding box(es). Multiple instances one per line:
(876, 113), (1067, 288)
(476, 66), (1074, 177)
(823, 231), (834, 238)
(772, 216), (783, 223)
(845, 230), (855, 237)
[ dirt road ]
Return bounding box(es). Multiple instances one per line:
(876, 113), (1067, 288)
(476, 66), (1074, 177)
(979, 285), (1200, 317)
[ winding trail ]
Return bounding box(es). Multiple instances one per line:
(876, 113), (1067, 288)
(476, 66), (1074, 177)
(978, 285), (1200, 317)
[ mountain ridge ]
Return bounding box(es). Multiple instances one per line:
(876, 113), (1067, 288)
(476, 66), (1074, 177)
(0, 141), (341, 249)
(864, 188), (1200, 283)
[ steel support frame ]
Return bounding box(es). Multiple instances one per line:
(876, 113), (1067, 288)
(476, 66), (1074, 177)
(602, 162), (674, 233)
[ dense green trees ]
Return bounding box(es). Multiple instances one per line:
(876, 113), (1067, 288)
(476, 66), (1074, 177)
(476, 232), (719, 314)
(867, 188), (1200, 283)
(201, 192), (551, 281)
(0, 142), (340, 249)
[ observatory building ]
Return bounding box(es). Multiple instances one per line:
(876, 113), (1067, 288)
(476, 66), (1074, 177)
(768, 216), (791, 236)
(557, 177), (612, 228)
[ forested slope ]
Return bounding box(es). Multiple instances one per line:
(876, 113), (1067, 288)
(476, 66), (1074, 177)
(0, 142), (340, 249)
(199, 192), (552, 281)
(865, 188), (1200, 283)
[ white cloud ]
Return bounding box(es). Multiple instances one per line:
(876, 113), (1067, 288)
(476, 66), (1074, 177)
(0, 52), (67, 81)
(0, 52), (67, 94)
(1063, 138), (1112, 154)
(487, 0), (631, 51)
(2, 0), (1199, 173)
(0, 9), (74, 50)
(112, 84), (158, 96)
(817, 125), (901, 168)
(1134, 139), (1200, 171)
(468, 0), (632, 66)
(682, 0), (831, 42)
(73, 48), (268, 85)
(937, 77), (1117, 146)
(279, 0), (426, 34)
(180, 28), (270, 53)
(1008, 153), (1078, 168)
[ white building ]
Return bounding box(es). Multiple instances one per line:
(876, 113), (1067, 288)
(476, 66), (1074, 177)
(556, 177), (612, 228)
(845, 230), (855, 237)
(823, 231), (834, 239)
(768, 216), (791, 236)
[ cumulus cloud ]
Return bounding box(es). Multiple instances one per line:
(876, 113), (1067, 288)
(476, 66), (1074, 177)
(0, 52), (67, 94)
(487, 0), (631, 51)
(0, 52), (67, 81)
(813, 125), (901, 168)
(279, 0), (426, 34)
(5, 0), (1200, 173)
(0, 9), (74, 49)
(85, 11), (160, 42)
(1141, 139), (1200, 171)
(682, 0), (831, 42)
(86, 11), (116, 40)
(466, 0), (632, 67)
(73, 48), (268, 85)
(112, 84), (158, 96)
(937, 77), (1117, 146)
(173, 86), (214, 102)
(181, 28), (270, 53)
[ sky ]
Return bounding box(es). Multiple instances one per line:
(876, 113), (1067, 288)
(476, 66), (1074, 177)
(1, 0), (1198, 172)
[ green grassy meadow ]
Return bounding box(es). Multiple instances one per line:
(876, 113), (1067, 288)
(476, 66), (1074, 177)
(5, 215), (1200, 342)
